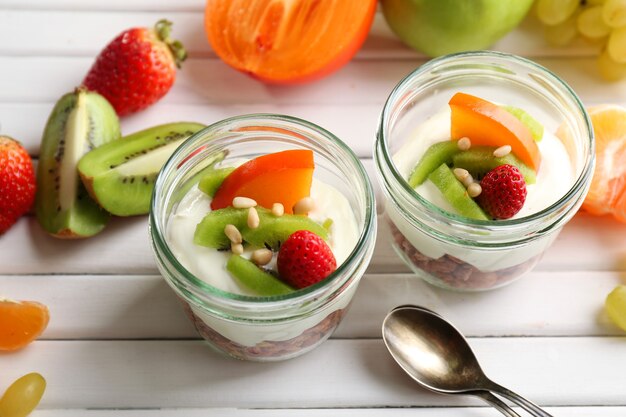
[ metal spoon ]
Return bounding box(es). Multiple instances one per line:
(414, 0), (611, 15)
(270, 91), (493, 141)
(382, 305), (553, 417)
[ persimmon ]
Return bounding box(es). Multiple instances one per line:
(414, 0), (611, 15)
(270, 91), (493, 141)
(0, 299), (49, 351)
(204, 0), (377, 84)
(449, 92), (542, 171)
(211, 149), (314, 213)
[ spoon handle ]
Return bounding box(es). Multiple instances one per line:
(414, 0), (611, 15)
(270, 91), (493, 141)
(487, 382), (554, 417)
(473, 391), (523, 417)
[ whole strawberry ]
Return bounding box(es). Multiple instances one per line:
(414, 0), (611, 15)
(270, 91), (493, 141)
(277, 230), (337, 289)
(0, 136), (36, 234)
(82, 19), (187, 116)
(478, 164), (527, 220)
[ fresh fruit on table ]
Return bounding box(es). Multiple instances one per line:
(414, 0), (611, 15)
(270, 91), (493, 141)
(78, 122), (205, 216)
(211, 149), (314, 213)
(0, 136), (36, 234)
(204, 0), (377, 83)
(0, 299), (49, 351)
(380, 0), (533, 57)
(605, 285), (626, 331)
(194, 207), (328, 250)
(428, 163), (489, 221)
(477, 164), (527, 220)
(277, 230), (337, 289)
(83, 19), (187, 116)
(36, 88), (120, 238)
(449, 92), (541, 171)
(536, 0), (626, 81)
(0, 373), (46, 417)
(227, 254), (294, 296)
(575, 104), (626, 222)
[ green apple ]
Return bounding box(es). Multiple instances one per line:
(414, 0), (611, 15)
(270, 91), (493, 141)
(381, 0), (534, 57)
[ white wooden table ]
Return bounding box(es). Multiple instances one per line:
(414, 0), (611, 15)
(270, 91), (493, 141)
(2, 1), (626, 415)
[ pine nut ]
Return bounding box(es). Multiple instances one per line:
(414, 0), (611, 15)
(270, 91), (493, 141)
(231, 242), (244, 255)
(224, 224), (242, 244)
(467, 182), (482, 198)
(251, 248), (273, 266)
(272, 203), (284, 217)
(293, 197), (315, 215)
(453, 168), (470, 181)
(457, 137), (471, 151)
(462, 174), (474, 188)
(493, 145), (512, 158)
(232, 196), (257, 209)
(247, 207), (260, 229)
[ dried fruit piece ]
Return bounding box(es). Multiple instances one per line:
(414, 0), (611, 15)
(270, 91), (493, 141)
(0, 136), (36, 234)
(277, 230), (337, 289)
(449, 92), (541, 171)
(211, 150), (314, 214)
(0, 373), (46, 417)
(0, 299), (49, 351)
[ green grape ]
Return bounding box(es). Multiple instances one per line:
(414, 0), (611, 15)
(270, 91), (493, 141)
(607, 26), (626, 63)
(605, 285), (626, 331)
(536, 0), (579, 25)
(544, 11), (578, 46)
(588, 0), (607, 5)
(577, 6), (611, 39)
(0, 373), (46, 417)
(602, 0), (626, 28)
(598, 48), (626, 80)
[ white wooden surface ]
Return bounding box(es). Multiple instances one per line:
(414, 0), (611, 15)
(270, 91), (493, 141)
(1, 1), (626, 415)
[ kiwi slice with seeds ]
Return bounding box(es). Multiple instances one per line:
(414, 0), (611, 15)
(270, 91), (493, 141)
(226, 255), (294, 296)
(78, 122), (205, 216)
(452, 146), (536, 184)
(428, 163), (488, 221)
(408, 140), (461, 188)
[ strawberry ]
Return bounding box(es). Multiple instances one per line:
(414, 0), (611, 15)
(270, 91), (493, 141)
(0, 136), (36, 234)
(82, 19), (187, 116)
(477, 164), (527, 220)
(277, 230), (337, 289)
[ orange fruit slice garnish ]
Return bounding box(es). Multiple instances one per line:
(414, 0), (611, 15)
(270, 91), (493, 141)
(204, 0), (377, 84)
(0, 299), (49, 351)
(449, 92), (542, 171)
(581, 105), (626, 221)
(211, 149), (314, 214)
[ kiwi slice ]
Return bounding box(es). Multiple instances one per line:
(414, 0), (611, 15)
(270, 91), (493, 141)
(226, 255), (294, 296)
(452, 146), (536, 184)
(78, 122), (205, 216)
(194, 207), (329, 249)
(428, 163), (488, 221)
(502, 105), (544, 142)
(36, 88), (120, 238)
(408, 140), (461, 188)
(198, 167), (235, 197)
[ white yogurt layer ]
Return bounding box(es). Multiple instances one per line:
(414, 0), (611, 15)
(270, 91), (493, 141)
(389, 106), (574, 272)
(167, 179), (359, 295)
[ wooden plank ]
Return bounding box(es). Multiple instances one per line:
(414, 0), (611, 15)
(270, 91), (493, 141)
(1, 270), (622, 340)
(2, 338), (625, 409)
(0, 9), (600, 59)
(26, 407), (626, 417)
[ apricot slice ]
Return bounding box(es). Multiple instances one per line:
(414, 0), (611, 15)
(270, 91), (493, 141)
(449, 92), (542, 171)
(204, 0), (377, 84)
(211, 150), (314, 214)
(0, 299), (49, 351)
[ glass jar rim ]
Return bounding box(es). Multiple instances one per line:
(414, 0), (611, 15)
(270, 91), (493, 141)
(151, 113), (376, 312)
(375, 51), (595, 242)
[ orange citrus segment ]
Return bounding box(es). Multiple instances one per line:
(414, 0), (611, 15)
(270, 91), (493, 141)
(449, 92), (542, 171)
(211, 149), (314, 214)
(582, 105), (626, 218)
(204, 0), (377, 84)
(0, 299), (49, 351)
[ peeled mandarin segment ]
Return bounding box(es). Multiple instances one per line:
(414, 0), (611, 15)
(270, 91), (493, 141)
(0, 373), (46, 417)
(0, 300), (50, 351)
(204, 0), (377, 84)
(449, 92), (541, 171)
(211, 149), (314, 214)
(581, 105), (626, 218)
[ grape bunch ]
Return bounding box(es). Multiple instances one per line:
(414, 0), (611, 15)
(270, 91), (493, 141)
(536, 0), (626, 81)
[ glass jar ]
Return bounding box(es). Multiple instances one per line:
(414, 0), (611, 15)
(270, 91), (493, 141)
(151, 114), (376, 361)
(374, 51), (594, 291)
